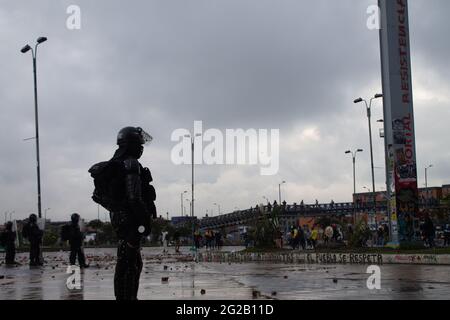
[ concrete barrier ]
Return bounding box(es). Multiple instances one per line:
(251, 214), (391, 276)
(196, 251), (450, 265)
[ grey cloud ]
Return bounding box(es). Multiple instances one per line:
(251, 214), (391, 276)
(0, 0), (449, 220)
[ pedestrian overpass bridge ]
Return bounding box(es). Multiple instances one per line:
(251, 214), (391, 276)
(199, 202), (389, 230)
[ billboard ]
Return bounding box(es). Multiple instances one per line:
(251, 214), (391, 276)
(379, 0), (419, 245)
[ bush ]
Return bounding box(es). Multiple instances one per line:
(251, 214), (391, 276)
(399, 242), (425, 250)
(251, 208), (279, 249)
(96, 223), (117, 245)
(43, 229), (59, 246)
(348, 220), (372, 248)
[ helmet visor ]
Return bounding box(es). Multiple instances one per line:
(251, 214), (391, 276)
(137, 127), (153, 145)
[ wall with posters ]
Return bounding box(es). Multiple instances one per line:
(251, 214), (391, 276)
(379, 0), (419, 245)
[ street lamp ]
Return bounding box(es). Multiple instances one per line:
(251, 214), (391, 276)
(345, 149), (364, 224)
(44, 208), (50, 221)
(278, 181), (286, 204)
(184, 132), (201, 252)
(377, 119), (385, 138)
(180, 190), (188, 216)
(425, 164), (433, 209)
(21, 36), (48, 219)
(186, 199), (192, 216)
(213, 203), (221, 216)
(184, 134), (202, 219)
(354, 93), (383, 220)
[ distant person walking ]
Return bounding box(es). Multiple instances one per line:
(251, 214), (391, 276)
(290, 226), (299, 250)
(194, 230), (202, 250)
(1, 222), (16, 265)
(444, 224), (450, 247)
(173, 229), (181, 253)
(215, 231), (222, 250)
(324, 226), (333, 246)
(243, 232), (250, 248)
(304, 226), (311, 249)
(376, 226), (384, 247)
(347, 224), (354, 241)
(298, 226), (306, 250)
(423, 214), (436, 248)
(383, 224), (390, 244)
(22, 214), (43, 267)
(310, 226), (318, 250)
(275, 229), (283, 249)
(161, 231), (169, 253)
(61, 213), (89, 268)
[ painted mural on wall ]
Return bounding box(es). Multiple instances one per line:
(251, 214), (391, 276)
(379, 0), (419, 244)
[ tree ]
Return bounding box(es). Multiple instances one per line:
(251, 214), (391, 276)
(43, 228), (58, 246)
(251, 206), (279, 248)
(348, 220), (372, 248)
(87, 219), (104, 230)
(96, 222), (117, 245)
(149, 218), (168, 243)
(316, 216), (342, 229)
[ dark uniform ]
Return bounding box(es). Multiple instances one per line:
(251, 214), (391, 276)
(1, 222), (16, 265)
(67, 213), (88, 267)
(22, 214), (43, 266)
(90, 127), (156, 300)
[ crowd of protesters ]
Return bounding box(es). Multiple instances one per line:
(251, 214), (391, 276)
(286, 224), (347, 250)
(273, 214), (449, 250)
(193, 229), (223, 250)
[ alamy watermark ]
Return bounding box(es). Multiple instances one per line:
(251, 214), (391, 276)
(171, 121), (279, 176)
(366, 4), (381, 30)
(66, 5), (81, 30)
(66, 265), (82, 291)
(366, 265), (381, 290)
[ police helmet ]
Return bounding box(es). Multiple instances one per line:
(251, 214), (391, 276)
(117, 127), (153, 146)
(29, 214), (37, 223)
(71, 213), (80, 223)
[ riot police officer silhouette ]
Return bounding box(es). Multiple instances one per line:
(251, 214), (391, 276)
(1, 221), (16, 265)
(22, 213), (43, 266)
(62, 213), (88, 268)
(89, 127), (156, 300)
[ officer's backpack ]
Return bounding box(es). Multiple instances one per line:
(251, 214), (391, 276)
(0, 232), (6, 247)
(88, 161), (124, 212)
(89, 159), (156, 237)
(21, 224), (30, 240)
(60, 224), (71, 241)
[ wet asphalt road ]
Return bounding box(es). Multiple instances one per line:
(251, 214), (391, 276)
(1, 247), (449, 300)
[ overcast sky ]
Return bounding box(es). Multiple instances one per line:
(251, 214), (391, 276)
(1, 0), (449, 222)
